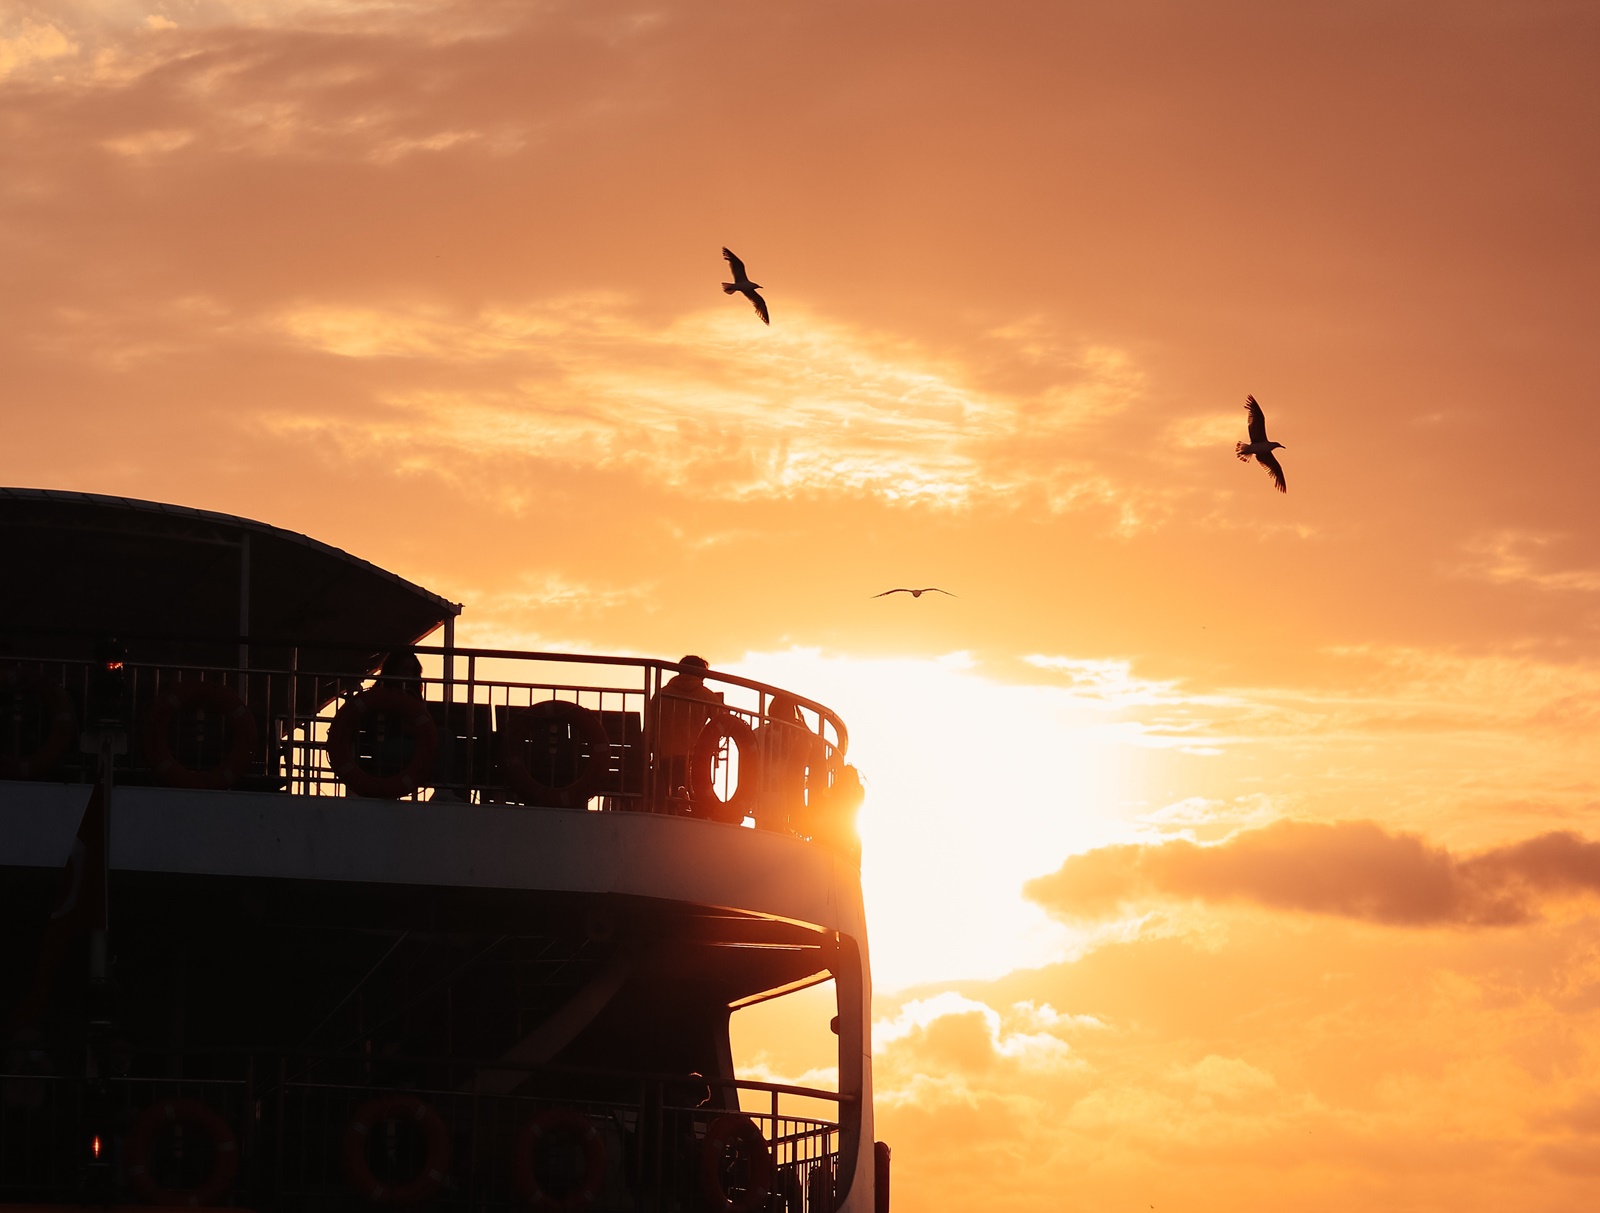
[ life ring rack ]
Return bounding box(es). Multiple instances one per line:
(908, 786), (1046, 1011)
(342, 1093), (453, 1206)
(326, 687), (438, 800)
(125, 1097), (240, 1208)
(501, 700), (612, 809)
(144, 679), (257, 790)
(689, 714), (762, 824)
(510, 1105), (607, 1211)
(0, 665), (75, 781)
(698, 1113), (774, 1213)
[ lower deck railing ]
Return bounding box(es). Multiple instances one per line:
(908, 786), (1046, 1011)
(0, 1062), (844, 1211)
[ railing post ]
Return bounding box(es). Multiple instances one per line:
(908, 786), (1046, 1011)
(643, 663), (658, 814)
(442, 616), (455, 704)
(287, 647), (299, 796)
(243, 1052), (256, 1200)
(466, 654), (477, 796)
(273, 1053), (286, 1202)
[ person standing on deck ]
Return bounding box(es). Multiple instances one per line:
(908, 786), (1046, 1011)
(651, 656), (723, 810)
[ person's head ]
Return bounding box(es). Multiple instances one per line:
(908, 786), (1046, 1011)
(767, 694), (803, 725)
(678, 655), (709, 678)
(380, 649), (423, 687)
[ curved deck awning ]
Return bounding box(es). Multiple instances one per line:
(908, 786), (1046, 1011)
(0, 488), (460, 669)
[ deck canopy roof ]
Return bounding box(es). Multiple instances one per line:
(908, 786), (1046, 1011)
(0, 488), (459, 669)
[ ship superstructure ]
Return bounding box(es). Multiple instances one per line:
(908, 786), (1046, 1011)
(0, 489), (882, 1212)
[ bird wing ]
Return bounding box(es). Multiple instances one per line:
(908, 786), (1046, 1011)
(1257, 449), (1287, 492)
(749, 291), (769, 325)
(920, 588), (958, 597)
(1244, 395), (1268, 444)
(722, 247), (749, 285)
(872, 589), (913, 597)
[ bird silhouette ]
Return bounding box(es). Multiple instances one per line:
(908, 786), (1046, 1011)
(1235, 395), (1287, 492)
(721, 247), (769, 325)
(872, 587), (957, 599)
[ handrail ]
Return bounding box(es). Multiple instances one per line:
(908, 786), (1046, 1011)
(0, 640), (864, 858)
(0, 636), (848, 755)
(0, 1066), (852, 1107)
(49, 1044), (856, 1104)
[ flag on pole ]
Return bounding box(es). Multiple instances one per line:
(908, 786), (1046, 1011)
(6, 781), (109, 1033)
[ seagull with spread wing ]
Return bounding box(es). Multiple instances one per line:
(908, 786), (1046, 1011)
(872, 587), (957, 599)
(1235, 395), (1287, 492)
(721, 247), (769, 325)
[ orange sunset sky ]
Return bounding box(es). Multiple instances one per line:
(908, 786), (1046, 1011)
(7, 1), (1600, 1208)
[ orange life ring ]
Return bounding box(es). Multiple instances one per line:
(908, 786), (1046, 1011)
(327, 688), (438, 799)
(143, 680), (257, 790)
(689, 714), (761, 824)
(0, 666), (75, 781)
(698, 1114), (773, 1213)
(342, 1093), (453, 1206)
(510, 1106), (607, 1211)
(501, 701), (612, 808)
(126, 1097), (240, 1207)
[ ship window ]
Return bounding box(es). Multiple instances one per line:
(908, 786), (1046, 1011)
(729, 978), (839, 1121)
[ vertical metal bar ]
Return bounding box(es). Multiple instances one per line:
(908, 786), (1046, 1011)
(651, 1077), (663, 1213)
(643, 663), (658, 813)
(466, 653), (477, 797)
(442, 616), (455, 702)
(273, 1054), (286, 1202)
(237, 533), (251, 671)
(467, 1084), (481, 1209)
(287, 647), (299, 796)
(243, 1053), (256, 1200)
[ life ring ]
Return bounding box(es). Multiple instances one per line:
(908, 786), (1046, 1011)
(698, 1114), (773, 1213)
(143, 680), (257, 790)
(0, 666), (75, 781)
(327, 688), (438, 799)
(510, 1106), (607, 1211)
(342, 1093), (453, 1206)
(126, 1097), (240, 1207)
(689, 714), (761, 824)
(502, 701), (611, 808)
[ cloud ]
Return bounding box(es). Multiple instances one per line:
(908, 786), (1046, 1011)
(1025, 819), (1600, 927)
(247, 300), (1183, 521)
(869, 907), (1600, 1213)
(0, 19), (76, 79)
(872, 993), (1087, 1107)
(1457, 529), (1600, 594)
(262, 300), (1042, 506)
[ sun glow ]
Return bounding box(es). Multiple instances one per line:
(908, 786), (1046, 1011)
(729, 649), (1160, 990)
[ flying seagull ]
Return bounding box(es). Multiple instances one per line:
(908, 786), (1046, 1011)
(721, 247), (769, 325)
(872, 587), (957, 599)
(1235, 395), (1287, 492)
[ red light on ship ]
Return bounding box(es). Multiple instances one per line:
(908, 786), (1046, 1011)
(91, 1134), (102, 1159)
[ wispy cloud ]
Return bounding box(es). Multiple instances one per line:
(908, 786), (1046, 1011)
(258, 300), (1155, 512)
(0, 19), (76, 79)
(1026, 819), (1600, 927)
(1457, 529), (1600, 594)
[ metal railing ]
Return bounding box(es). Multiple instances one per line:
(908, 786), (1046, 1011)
(0, 644), (860, 846)
(0, 1055), (846, 1212)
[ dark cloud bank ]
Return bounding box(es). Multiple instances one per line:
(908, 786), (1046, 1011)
(1026, 819), (1600, 927)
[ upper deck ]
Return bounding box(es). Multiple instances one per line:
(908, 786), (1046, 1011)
(0, 644), (861, 863)
(0, 487), (865, 875)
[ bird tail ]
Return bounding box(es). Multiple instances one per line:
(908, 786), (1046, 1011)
(1234, 442), (1250, 462)
(722, 282), (738, 294)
